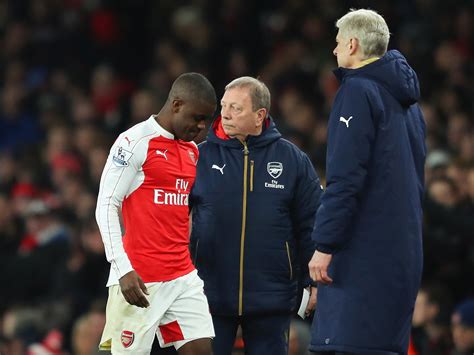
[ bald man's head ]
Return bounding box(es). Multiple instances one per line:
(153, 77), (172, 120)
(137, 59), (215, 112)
(167, 72), (216, 107)
(159, 73), (216, 142)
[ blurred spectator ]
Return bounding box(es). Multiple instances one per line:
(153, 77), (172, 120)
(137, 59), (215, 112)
(289, 319), (312, 355)
(0, 84), (42, 153)
(0, 193), (23, 262)
(56, 217), (108, 318)
(425, 149), (451, 183)
(71, 304), (106, 355)
(451, 299), (474, 355)
(423, 176), (474, 299)
(44, 125), (74, 164)
(71, 93), (99, 124)
(129, 90), (159, 125)
(467, 166), (474, 203)
(411, 284), (453, 354)
(86, 145), (109, 189)
(91, 65), (121, 118)
(1, 303), (70, 355)
(0, 200), (70, 307)
(0, 152), (17, 192)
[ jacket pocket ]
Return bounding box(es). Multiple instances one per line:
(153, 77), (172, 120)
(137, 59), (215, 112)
(285, 241), (293, 280)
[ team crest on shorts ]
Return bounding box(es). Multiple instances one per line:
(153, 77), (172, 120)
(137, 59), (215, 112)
(121, 330), (134, 348)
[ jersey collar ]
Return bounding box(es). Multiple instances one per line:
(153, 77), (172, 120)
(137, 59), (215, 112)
(148, 115), (174, 139)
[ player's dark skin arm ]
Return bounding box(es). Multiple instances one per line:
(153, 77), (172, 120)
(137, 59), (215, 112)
(119, 270), (150, 308)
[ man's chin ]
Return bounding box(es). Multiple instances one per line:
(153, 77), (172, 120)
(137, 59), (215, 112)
(182, 133), (198, 142)
(222, 128), (234, 137)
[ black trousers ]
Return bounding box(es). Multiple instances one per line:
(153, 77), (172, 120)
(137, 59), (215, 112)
(212, 313), (292, 355)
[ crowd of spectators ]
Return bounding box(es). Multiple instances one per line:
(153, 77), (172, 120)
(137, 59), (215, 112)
(0, 0), (472, 354)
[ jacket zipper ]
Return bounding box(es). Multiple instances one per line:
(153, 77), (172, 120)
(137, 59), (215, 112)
(285, 242), (293, 280)
(250, 160), (254, 192)
(239, 142), (249, 315)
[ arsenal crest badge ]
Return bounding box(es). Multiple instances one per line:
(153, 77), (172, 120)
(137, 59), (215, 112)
(267, 162), (283, 179)
(121, 330), (134, 348)
(188, 150), (197, 165)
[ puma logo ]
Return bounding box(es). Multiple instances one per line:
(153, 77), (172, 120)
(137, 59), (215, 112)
(156, 149), (168, 160)
(124, 136), (134, 146)
(212, 164), (226, 175)
(339, 116), (353, 128)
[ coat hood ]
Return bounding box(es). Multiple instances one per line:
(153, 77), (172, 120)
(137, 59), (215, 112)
(206, 115), (282, 149)
(334, 50), (420, 107)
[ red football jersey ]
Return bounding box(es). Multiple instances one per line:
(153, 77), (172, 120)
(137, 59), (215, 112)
(96, 116), (198, 285)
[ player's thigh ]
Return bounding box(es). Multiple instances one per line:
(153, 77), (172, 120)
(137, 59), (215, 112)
(241, 313), (292, 355)
(105, 283), (170, 354)
(157, 271), (214, 350)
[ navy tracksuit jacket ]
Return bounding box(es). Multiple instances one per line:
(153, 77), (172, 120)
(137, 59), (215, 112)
(310, 50), (426, 354)
(190, 116), (322, 316)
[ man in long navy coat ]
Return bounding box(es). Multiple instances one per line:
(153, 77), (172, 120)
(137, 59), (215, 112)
(309, 9), (426, 355)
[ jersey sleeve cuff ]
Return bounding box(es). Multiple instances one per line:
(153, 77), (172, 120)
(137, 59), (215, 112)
(111, 255), (134, 279)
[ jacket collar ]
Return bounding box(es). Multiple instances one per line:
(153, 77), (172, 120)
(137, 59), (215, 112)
(207, 116), (281, 149)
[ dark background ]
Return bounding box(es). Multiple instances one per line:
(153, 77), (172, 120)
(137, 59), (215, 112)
(0, 0), (472, 354)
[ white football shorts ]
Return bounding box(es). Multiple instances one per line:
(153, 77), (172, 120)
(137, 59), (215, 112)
(99, 270), (214, 354)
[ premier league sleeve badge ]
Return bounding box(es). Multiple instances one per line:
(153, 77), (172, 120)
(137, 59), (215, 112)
(112, 146), (133, 167)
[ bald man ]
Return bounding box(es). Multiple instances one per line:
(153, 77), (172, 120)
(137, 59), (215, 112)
(96, 73), (217, 355)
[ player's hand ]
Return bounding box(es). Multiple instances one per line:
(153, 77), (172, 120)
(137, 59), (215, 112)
(305, 286), (318, 316)
(119, 270), (150, 308)
(308, 250), (333, 285)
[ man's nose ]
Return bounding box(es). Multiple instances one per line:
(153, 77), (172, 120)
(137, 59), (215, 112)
(221, 106), (230, 119)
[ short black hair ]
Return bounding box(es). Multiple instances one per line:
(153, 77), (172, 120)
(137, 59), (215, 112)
(168, 72), (216, 106)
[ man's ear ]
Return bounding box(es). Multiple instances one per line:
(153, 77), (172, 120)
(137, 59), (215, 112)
(255, 108), (267, 127)
(349, 37), (359, 55)
(171, 98), (183, 113)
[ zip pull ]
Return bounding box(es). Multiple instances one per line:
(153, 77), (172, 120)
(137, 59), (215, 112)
(242, 141), (249, 155)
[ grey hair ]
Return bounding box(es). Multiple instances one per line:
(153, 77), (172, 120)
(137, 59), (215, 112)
(336, 9), (390, 58)
(225, 76), (271, 113)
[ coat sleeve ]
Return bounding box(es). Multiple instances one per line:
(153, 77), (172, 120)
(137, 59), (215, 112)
(291, 152), (323, 285)
(312, 80), (376, 253)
